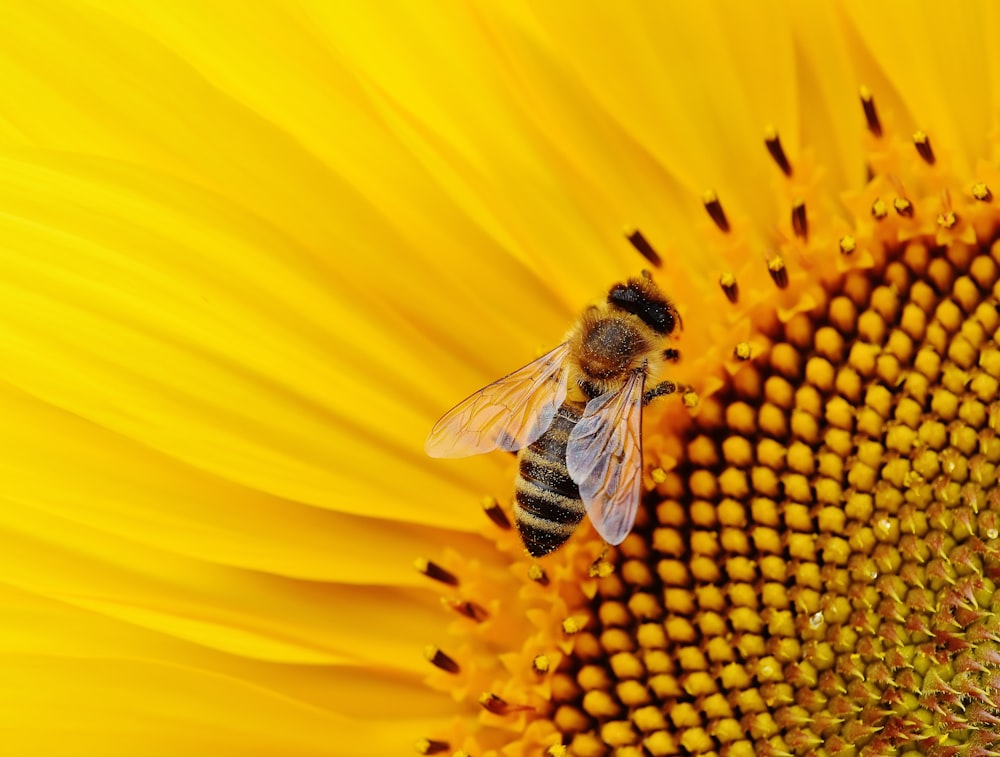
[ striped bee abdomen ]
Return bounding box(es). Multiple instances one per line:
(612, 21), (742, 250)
(513, 402), (586, 557)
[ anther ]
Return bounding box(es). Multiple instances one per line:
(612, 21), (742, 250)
(481, 496), (511, 529)
(625, 227), (662, 267)
(414, 738), (450, 755)
(871, 198), (888, 220)
(840, 236), (857, 255)
(913, 131), (935, 165)
(972, 182), (993, 202)
(442, 597), (489, 622)
(791, 199), (808, 239)
(764, 126), (793, 176)
(546, 746), (568, 757)
(533, 654), (551, 674)
(767, 255), (789, 289)
(938, 210), (958, 229)
(938, 192), (957, 229)
(859, 86), (882, 137)
(423, 645), (460, 674)
(719, 271), (739, 303)
(702, 189), (730, 232)
(414, 558), (459, 586)
(528, 564), (549, 585)
(893, 197), (913, 217)
(589, 559), (614, 578)
(479, 692), (533, 715)
(562, 617), (586, 635)
(682, 390), (699, 408)
(734, 342), (752, 361)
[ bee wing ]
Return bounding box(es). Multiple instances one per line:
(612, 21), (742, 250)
(565, 371), (645, 545)
(425, 343), (571, 458)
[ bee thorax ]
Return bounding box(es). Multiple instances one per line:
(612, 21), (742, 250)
(578, 318), (646, 380)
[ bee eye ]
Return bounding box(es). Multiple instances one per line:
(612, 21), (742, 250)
(608, 282), (676, 335)
(657, 307), (677, 334)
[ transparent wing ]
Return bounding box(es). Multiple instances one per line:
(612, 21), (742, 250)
(565, 371), (645, 545)
(425, 343), (570, 458)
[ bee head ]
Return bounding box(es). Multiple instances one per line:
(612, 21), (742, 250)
(607, 277), (680, 335)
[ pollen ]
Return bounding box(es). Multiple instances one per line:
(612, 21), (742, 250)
(973, 183), (993, 202)
(767, 255), (789, 288)
(913, 130), (935, 164)
(720, 270), (739, 303)
(764, 126), (793, 176)
(418, 91), (1000, 757)
(703, 189), (731, 232)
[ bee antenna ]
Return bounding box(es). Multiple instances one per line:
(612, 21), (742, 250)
(674, 306), (684, 332)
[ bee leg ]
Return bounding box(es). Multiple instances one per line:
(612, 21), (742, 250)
(579, 378), (603, 400)
(643, 380), (677, 405)
(663, 348), (681, 363)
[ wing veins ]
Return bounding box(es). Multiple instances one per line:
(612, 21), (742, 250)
(565, 370), (645, 545)
(425, 343), (570, 457)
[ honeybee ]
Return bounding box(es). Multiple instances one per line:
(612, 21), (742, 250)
(426, 273), (683, 557)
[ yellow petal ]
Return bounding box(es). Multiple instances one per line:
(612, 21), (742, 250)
(842, 0), (996, 175)
(2, 382), (491, 584)
(0, 653), (444, 756)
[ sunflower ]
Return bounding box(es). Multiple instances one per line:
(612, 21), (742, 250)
(2, 2), (1000, 756)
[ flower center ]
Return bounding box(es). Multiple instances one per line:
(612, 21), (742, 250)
(418, 90), (1000, 757)
(550, 238), (1000, 756)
